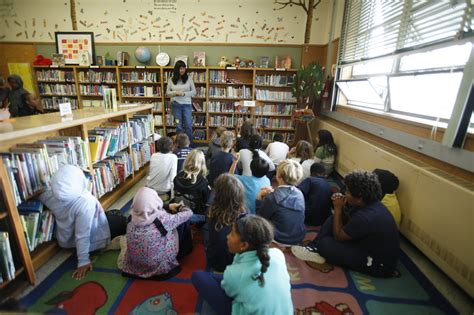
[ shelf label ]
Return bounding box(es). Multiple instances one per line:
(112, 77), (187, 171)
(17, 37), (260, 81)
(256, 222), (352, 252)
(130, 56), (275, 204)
(90, 65), (99, 69)
(59, 102), (73, 117)
(50, 65), (59, 68)
(275, 68), (287, 71)
(243, 100), (256, 107)
(226, 66), (237, 70)
(136, 65), (146, 69)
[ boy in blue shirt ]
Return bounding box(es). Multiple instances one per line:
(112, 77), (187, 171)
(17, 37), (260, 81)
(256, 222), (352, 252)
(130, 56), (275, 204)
(207, 131), (235, 187)
(174, 132), (192, 172)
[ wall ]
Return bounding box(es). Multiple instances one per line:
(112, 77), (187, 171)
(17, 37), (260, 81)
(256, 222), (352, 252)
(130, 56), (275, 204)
(311, 118), (474, 297)
(0, 0), (332, 45)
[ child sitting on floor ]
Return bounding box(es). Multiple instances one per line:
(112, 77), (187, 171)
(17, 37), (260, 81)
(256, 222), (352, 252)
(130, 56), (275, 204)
(265, 133), (289, 166)
(238, 134), (275, 176)
(206, 126), (226, 168)
(147, 136), (177, 201)
(314, 129), (337, 177)
(297, 163), (333, 226)
(256, 159), (305, 245)
(39, 165), (127, 280)
(206, 173), (247, 272)
(192, 215), (293, 315)
(373, 168), (402, 228)
(207, 131), (235, 187)
(174, 132), (192, 172)
(121, 187), (193, 280)
(289, 140), (315, 182)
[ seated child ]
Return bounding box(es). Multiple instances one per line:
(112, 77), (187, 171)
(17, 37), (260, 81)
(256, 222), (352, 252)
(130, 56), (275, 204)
(231, 152), (270, 214)
(289, 140), (315, 182)
(206, 126), (226, 168)
(39, 165), (126, 280)
(373, 169), (402, 228)
(192, 215), (293, 315)
(174, 149), (210, 216)
(174, 132), (192, 172)
(314, 129), (337, 177)
(207, 131), (235, 187)
(256, 159), (305, 245)
(292, 170), (400, 277)
(297, 163), (332, 226)
(206, 173), (247, 272)
(264, 133), (289, 166)
(238, 134), (275, 176)
(147, 136), (177, 200)
(121, 187), (193, 280)
(235, 119), (256, 152)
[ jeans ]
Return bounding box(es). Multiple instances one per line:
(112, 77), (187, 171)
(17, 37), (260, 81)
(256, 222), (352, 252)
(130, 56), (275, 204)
(171, 101), (193, 141)
(191, 272), (232, 314)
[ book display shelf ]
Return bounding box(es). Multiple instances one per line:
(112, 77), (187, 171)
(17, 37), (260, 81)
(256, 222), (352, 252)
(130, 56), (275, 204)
(0, 104), (153, 291)
(32, 66), (297, 145)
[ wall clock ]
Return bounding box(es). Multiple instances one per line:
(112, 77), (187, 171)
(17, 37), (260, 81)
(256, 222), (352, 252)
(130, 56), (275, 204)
(156, 52), (170, 66)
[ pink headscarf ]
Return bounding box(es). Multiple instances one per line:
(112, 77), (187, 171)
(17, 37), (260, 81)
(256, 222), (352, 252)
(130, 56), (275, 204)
(131, 187), (164, 227)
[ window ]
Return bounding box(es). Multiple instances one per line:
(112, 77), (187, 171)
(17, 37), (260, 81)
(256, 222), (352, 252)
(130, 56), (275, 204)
(335, 1), (473, 130)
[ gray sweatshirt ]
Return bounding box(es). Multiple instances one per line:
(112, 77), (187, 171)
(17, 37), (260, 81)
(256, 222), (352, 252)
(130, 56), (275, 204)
(166, 77), (196, 104)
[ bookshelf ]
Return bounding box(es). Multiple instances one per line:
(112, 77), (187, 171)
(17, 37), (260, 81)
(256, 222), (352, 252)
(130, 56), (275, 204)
(32, 66), (298, 145)
(0, 104), (153, 290)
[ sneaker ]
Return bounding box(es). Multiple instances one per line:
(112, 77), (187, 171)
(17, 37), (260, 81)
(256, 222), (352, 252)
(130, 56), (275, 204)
(291, 245), (326, 264)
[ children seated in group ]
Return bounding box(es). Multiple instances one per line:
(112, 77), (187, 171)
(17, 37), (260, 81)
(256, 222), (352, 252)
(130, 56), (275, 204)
(256, 159), (306, 245)
(174, 132), (192, 172)
(297, 163), (333, 226)
(265, 133), (289, 166)
(121, 187), (193, 280)
(373, 168), (402, 228)
(289, 140), (315, 181)
(292, 170), (400, 277)
(39, 164), (126, 280)
(207, 131), (235, 187)
(238, 134), (275, 176)
(174, 149), (210, 217)
(230, 152), (270, 214)
(314, 129), (337, 177)
(147, 136), (177, 201)
(192, 215), (293, 315)
(206, 126), (226, 168)
(206, 174), (247, 272)
(235, 120), (257, 151)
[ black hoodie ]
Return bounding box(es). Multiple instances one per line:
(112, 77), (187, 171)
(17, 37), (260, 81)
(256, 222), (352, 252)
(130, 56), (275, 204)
(173, 171), (210, 215)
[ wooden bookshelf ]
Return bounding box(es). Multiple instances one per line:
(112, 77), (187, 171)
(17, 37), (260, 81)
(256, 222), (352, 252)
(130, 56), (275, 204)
(32, 66), (299, 144)
(0, 104), (153, 290)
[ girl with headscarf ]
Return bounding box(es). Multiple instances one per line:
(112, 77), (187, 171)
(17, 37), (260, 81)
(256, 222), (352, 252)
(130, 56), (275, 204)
(7, 75), (28, 117)
(121, 187), (193, 280)
(39, 165), (126, 280)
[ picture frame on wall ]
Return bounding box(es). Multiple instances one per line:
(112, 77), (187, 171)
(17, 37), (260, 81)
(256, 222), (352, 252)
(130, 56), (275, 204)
(55, 32), (96, 65)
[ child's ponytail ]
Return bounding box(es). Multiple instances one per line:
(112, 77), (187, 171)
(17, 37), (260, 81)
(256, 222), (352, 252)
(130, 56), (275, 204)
(236, 215), (274, 287)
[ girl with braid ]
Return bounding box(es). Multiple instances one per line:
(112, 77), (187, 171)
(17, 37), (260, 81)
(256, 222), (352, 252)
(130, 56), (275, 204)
(192, 215), (293, 314)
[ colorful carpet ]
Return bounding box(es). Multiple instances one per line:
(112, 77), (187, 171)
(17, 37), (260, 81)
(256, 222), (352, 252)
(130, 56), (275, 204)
(21, 201), (456, 314)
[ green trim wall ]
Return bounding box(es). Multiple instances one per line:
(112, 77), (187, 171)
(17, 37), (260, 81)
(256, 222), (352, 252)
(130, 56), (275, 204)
(36, 44), (302, 68)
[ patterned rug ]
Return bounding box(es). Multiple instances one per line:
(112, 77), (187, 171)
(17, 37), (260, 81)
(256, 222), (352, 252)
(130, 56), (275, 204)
(21, 201), (456, 314)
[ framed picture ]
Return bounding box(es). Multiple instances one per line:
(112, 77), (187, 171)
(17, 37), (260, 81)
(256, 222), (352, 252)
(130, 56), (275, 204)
(52, 54), (65, 66)
(55, 32), (96, 65)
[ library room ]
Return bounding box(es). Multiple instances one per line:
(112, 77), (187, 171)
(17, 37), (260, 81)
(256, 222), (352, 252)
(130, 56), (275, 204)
(0, 0), (473, 313)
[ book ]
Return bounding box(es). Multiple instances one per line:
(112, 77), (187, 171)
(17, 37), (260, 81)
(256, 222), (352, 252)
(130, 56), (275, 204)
(18, 200), (43, 213)
(275, 55), (292, 69)
(174, 55), (188, 67)
(103, 88), (117, 110)
(260, 56), (269, 68)
(78, 51), (90, 66)
(193, 51), (206, 67)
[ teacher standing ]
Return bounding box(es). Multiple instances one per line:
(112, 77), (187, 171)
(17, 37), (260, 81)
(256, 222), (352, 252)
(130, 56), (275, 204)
(166, 60), (196, 143)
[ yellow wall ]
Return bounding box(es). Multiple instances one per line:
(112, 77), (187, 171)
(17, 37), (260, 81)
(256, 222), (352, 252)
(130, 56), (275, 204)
(311, 119), (474, 297)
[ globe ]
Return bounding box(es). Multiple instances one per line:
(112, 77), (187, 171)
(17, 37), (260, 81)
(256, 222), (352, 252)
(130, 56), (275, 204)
(135, 46), (152, 63)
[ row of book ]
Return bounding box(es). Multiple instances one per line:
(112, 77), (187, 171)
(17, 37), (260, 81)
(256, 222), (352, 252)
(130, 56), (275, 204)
(79, 85), (115, 96)
(78, 71), (116, 83)
(255, 117), (294, 129)
(163, 71), (207, 83)
(130, 114), (154, 144)
(255, 90), (297, 102)
(255, 74), (295, 86)
(0, 231), (15, 283)
(208, 101), (236, 113)
(193, 130), (206, 141)
(193, 116), (206, 126)
(89, 121), (130, 163)
(262, 131), (295, 142)
(36, 70), (74, 82)
(195, 87), (206, 98)
(38, 83), (77, 96)
(254, 104), (295, 115)
(131, 139), (155, 171)
(192, 101), (205, 112)
(18, 200), (55, 252)
(154, 115), (163, 126)
(209, 70), (228, 83)
(209, 116), (239, 127)
(209, 86), (252, 99)
(121, 72), (159, 83)
(121, 86), (161, 97)
(91, 151), (134, 198)
(41, 97), (78, 110)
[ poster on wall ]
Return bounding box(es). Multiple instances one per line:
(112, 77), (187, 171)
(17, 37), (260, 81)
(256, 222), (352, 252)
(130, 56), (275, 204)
(55, 32), (96, 65)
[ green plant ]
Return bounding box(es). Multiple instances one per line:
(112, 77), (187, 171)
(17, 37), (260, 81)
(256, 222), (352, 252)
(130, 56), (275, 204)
(291, 62), (324, 112)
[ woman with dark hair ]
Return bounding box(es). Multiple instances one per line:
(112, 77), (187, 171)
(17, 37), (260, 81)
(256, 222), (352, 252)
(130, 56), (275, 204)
(292, 170), (400, 277)
(166, 61), (196, 142)
(314, 129), (337, 176)
(238, 134), (275, 176)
